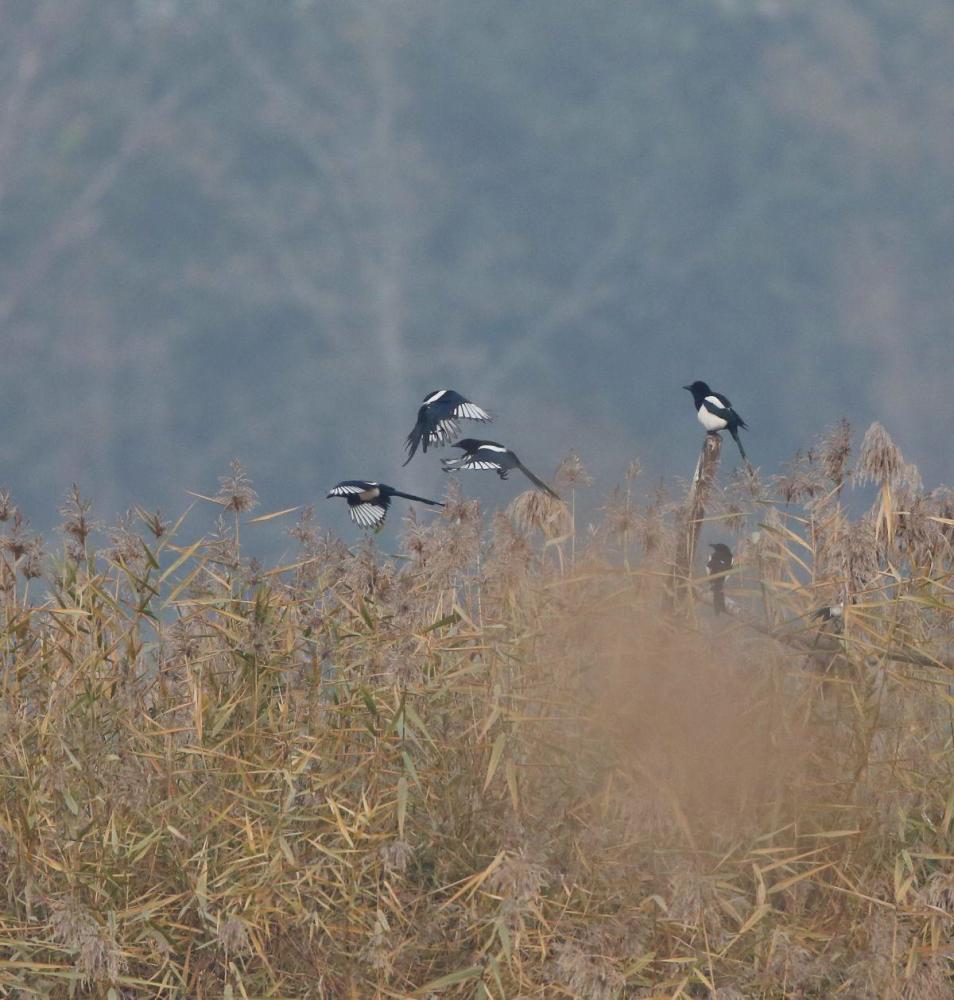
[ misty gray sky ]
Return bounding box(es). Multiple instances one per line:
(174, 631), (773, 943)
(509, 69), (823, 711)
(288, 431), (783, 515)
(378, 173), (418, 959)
(1, 0), (952, 551)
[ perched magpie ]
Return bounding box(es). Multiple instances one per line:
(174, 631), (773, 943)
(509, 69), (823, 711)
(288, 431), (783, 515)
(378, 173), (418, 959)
(811, 603), (845, 633)
(683, 381), (749, 462)
(326, 481), (443, 529)
(441, 439), (561, 499)
(403, 389), (491, 466)
(706, 542), (733, 615)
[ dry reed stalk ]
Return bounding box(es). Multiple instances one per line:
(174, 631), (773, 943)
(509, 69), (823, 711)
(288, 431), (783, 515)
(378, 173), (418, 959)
(672, 432), (722, 611)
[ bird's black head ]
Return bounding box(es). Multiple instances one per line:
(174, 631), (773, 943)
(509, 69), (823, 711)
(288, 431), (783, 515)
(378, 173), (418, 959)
(451, 438), (481, 451)
(683, 380), (711, 403)
(708, 542), (733, 573)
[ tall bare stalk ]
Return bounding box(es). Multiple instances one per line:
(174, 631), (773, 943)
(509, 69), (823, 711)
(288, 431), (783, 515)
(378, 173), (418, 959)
(672, 432), (722, 611)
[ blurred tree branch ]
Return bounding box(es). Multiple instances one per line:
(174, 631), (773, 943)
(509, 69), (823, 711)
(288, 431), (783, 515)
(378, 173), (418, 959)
(0, 86), (186, 327)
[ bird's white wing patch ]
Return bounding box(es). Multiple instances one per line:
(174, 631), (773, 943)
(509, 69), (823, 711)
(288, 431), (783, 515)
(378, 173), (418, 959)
(455, 402), (490, 421)
(330, 483), (366, 495)
(464, 460), (503, 471)
(423, 389), (448, 404)
(479, 444), (509, 453)
(350, 503), (386, 528)
(431, 419), (460, 441)
(366, 505), (387, 525)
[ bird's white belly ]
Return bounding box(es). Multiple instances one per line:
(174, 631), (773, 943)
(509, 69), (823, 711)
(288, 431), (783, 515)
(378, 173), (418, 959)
(697, 406), (727, 431)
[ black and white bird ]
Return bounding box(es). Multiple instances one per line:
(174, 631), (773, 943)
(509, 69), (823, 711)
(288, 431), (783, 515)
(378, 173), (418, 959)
(706, 542), (733, 616)
(683, 381), (749, 462)
(811, 603), (845, 633)
(403, 389), (491, 466)
(441, 439), (560, 500)
(326, 481), (443, 529)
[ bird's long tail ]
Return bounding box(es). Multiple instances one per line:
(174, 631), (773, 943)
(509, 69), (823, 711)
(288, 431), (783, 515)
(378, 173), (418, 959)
(729, 427), (748, 463)
(710, 579), (726, 616)
(516, 463), (561, 500)
(390, 490), (444, 507)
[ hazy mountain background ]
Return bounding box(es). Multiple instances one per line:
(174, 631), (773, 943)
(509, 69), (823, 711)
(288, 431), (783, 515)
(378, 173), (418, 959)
(2, 0), (952, 551)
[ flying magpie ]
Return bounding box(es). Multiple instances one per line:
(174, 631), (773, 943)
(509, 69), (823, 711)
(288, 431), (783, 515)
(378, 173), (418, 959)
(441, 439), (561, 499)
(403, 389), (491, 466)
(706, 542), (733, 615)
(326, 481), (444, 529)
(683, 381), (749, 462)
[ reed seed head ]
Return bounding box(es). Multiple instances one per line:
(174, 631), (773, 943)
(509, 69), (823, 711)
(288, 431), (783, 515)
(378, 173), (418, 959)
(555, 449), (593, 489)
(216, 459), (259, 513)
(855, 421), (904, 486)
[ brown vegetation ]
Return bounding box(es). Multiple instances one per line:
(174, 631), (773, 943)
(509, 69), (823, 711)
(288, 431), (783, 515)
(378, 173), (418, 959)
(1, 425), (953, 997)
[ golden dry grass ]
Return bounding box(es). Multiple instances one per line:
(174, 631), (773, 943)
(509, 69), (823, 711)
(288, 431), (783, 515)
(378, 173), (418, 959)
(0, 424), (953, 997)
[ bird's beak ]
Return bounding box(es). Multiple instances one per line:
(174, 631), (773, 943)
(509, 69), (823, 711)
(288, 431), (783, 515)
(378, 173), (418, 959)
(682, 384), (692, 392)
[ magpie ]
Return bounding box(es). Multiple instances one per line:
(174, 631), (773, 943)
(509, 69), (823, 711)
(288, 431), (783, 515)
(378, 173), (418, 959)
(403, 389), (491, 466)
(811, 603), (844, 633)
(441, 439), (561, 499)
(326, 481), (443, 529)
(706, 542), (733, 615)
(683, 381), (749, 462)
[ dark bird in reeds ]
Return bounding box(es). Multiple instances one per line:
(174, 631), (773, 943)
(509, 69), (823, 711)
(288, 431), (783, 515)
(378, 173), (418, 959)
(403, 389), (491, 466)
(706, 542), (733, 616)
(812, 603), (845, 633)
(441, 439), (560, 499)
(684, 381), (749, 462)
(326, 481), (443, 529)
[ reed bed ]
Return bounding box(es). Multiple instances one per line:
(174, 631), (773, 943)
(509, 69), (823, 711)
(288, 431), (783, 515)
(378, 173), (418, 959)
(0, 423), (953, 998)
